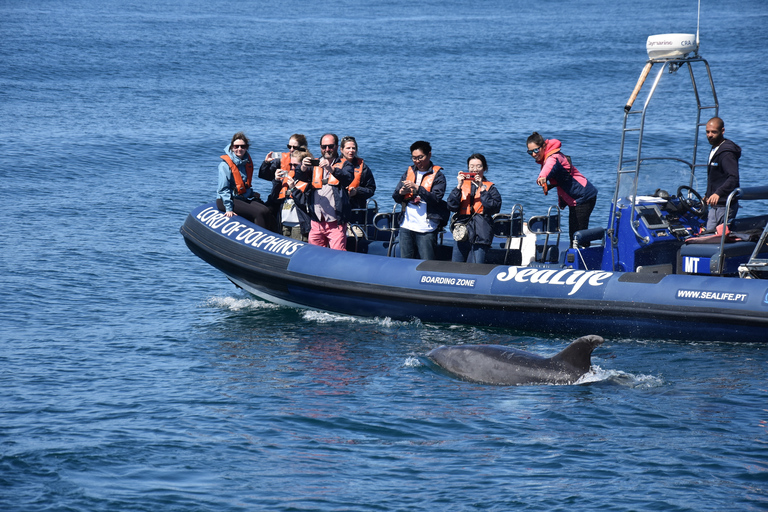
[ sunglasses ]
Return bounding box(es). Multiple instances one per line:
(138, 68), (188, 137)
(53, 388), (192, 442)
(527, 147), (542, 155)
(232, 144), (248, 149)
(287, 144), (301, 150)
(321, 144), (336, 149)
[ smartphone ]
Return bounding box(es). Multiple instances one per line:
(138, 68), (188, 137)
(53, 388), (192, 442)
(272, 151), (282, 160)
(309, 159), (321, 166)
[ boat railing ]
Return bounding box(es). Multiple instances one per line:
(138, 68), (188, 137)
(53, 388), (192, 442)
(373, 204), (400, 257)
(492, 204), (525, 265)
(527, 206), (561, 263)
(722, 186), (768, 277)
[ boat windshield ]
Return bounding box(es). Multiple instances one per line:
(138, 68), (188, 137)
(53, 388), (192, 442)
(617, 157), (705, 204)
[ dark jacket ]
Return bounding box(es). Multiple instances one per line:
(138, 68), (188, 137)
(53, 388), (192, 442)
(447, 182), (503, 246)
(392, 164), (448, 228)
(293, 161), (355, 224)
(706, 139), (741, 206)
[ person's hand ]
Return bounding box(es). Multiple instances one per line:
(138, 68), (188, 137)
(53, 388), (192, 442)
(225, 211), (237, 218)
(474, 174), (486, 191)
(706, 193), (720, 205)
(456, 172), (464, 188)
(302, 156), (312, 170)
(320, 157), (331, 168)
(537, 177), (549, 195)
(349, 187), (358, 197)
(265, 152), (275, 162)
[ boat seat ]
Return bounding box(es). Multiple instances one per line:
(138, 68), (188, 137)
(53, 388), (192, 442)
(573, 227), (605, 247)
(679, 241), (758, 275)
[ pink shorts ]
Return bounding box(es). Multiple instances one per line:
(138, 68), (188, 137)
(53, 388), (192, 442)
(308, 220), (347, 251)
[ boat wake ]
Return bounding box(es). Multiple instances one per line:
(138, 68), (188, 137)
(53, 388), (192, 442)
(204, 294), (281, 311)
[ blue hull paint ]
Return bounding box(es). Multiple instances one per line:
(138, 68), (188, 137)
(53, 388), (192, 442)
(181, 203), (768, 342)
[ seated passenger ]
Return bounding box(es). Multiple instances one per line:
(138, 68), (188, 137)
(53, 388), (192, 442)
(447, 154), (502, 263)
(292, 134), (354, 250)
(216, 131), (277, 231)
(339, 136), (377, 225)
(526, 132), (597, 244)
(392, 140), (447, 260)
(267, 150), (312, 241)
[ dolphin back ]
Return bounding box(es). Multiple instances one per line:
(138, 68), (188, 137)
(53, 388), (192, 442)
(550, 335), (604, 374)
(426, 335), (604, 386)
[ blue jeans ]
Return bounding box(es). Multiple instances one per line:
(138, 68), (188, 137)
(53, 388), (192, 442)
(452, 242), (488, 263)
(399, 228), (437, 260)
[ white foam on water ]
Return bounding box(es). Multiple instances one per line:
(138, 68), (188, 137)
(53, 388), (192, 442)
(204, 295), (280, 311)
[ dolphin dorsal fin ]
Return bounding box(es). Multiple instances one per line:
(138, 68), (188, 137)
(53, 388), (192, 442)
(551, 335), (604, 372)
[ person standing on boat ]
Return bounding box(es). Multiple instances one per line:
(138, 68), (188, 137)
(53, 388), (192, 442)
(447, 153), (502, 263)
(292, 133), (353, 250)
(216, 132), (278, 231)
(526, 132), (597, 244)
(339, 135), (377, 225)
(265, 149), (312, 241)
(392, 140), (448, 260)
(704, 117), (741, 231)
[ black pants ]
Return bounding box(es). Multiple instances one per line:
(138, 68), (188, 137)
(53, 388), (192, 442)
(568, 196), (597, 244)
(216, 198), (278, 232)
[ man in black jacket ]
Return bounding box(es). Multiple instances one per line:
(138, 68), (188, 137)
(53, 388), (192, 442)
(704, 117), (741, 231)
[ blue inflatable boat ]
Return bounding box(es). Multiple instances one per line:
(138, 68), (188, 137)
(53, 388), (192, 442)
(181, 38), (768, 343)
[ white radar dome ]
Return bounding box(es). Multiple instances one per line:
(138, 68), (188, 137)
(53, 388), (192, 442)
(646, 34), (698, 59)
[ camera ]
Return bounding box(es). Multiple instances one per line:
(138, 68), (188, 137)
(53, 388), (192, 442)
(271, 151), (282, 160)
(462, 172), (478, 179)
(309, 159), (321, 166)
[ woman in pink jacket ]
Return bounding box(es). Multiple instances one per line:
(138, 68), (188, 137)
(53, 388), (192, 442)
(526, 132), (597, 244)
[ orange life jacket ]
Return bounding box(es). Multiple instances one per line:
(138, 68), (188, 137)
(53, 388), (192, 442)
(279, 152), (291, 171)
(220, 154), (253, 195)
(311, 163), (340, 189)
(276, 169), (298, 200)
(457, 179), (494, 215)
(402, 165), (442, 201)
(344, 158), (365, 190)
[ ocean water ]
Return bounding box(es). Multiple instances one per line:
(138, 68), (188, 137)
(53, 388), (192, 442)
(2, 0), (768, 510)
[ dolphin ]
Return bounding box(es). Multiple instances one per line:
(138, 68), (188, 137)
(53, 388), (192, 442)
(426, 335), (604, 385)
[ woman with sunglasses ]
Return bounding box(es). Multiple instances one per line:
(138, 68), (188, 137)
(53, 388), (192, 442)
(216, 131), (278, 231)
(526, 132), (597, 244)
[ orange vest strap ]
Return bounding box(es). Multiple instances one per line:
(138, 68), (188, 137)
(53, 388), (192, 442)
(458, 179), (493, 215)
(345, 158), (364, 189)
(403, 165), (441, 201)
(312, 166), (339, 188)
(221, 154), (253, 195)
(280, 152), (291, 171)
(277, 169), (298, 199)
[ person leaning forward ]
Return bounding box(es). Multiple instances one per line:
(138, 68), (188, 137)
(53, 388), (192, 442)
(392, 140), (447, 260)
(292, 133), (354, 250)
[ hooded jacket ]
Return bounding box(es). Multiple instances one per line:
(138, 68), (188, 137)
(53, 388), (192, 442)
(705, 139), (741, 206)
(217, 144), (258, 212)
(537, 139), (597, 209)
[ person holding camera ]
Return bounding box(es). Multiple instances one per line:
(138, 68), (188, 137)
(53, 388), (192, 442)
(216, 131), (278, 231)
(446, 153), (502, 263)
(259, 133), (308, 181)
(392, 140), (448, 260)
(292, 133), (354, 250)
(263, 149), (313, 241)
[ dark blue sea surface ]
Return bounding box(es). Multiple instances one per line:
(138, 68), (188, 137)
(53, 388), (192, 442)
(2, 0), (768, 510)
